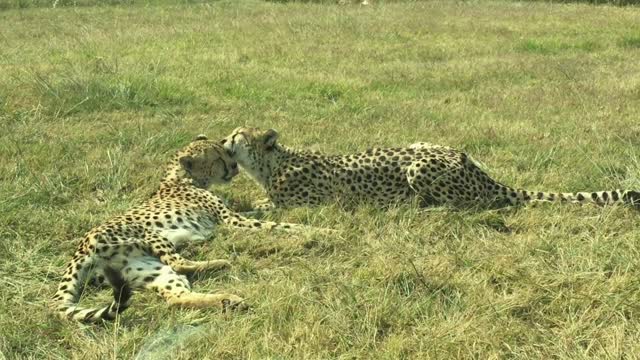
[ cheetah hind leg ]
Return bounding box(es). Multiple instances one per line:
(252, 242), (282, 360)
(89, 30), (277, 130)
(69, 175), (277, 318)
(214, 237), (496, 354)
(172, 259), (231, 273)
(81, 239), (227, 285)
(88, 268), (109, 288)
(125, 256), (247, 312)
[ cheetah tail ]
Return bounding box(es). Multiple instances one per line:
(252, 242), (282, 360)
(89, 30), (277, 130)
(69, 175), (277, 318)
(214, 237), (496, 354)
(55, 263), (133, 323)
(499, 186), (640, 207)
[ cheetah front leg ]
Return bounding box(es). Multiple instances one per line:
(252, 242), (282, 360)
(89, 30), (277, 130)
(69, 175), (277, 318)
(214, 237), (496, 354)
(143, 232), (231, 273)
(252, 198), (275, 211)
(219, 205), (334, 233)
(222, 210), (306, 232)
(239, 198), (276, 217)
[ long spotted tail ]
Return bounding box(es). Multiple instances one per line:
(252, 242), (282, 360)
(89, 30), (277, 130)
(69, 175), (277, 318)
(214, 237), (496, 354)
(53, 260), (132, 322)
(495, 185), (640, 207)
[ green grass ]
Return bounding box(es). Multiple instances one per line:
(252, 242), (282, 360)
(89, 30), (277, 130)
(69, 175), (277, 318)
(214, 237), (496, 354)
(2, 0), (640, 358)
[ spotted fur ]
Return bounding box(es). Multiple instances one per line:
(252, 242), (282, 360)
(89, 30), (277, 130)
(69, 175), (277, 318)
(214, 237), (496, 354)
(222, 127), (640, 210)
(53, 135), (314, 322)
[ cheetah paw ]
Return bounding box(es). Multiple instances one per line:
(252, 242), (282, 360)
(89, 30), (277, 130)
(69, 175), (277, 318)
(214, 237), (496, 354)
(221, 295), (249, 312)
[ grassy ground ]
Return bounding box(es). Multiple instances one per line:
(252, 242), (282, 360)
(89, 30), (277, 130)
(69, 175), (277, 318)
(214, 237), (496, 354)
(2, 0), (640, 358)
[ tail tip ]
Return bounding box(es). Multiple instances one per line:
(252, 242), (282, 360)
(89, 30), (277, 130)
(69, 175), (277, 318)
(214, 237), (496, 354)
(623, 190), (640, 208)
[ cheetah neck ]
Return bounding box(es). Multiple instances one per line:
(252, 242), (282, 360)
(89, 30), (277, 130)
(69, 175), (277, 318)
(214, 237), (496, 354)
(270, 144), (313, 175)
(159, 159), (195, 189)
(243, 145), (300, 187)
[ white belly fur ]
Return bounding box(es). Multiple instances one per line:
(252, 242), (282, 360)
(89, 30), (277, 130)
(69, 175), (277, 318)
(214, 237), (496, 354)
(160, 226), (215, 246)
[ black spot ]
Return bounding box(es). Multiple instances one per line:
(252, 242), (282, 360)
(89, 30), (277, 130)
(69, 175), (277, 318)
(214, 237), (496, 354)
(612, 191), (619, 201)
(143, 276), (156, 283)
(602, 192), (609, 202)
(165, 285), (172, 290)
(591, 192), (599, 201)
(537, 192), (544, 200)
(577, 194), (585, 201)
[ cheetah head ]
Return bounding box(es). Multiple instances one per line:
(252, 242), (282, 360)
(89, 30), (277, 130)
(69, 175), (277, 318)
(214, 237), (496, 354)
(221, 127), (278, 184)
(177, 134), (239, 188)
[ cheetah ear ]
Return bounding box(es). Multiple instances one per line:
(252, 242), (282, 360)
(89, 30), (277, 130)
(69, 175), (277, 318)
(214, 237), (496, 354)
(263, 129), (279, 150)
(179, 155), (194, 173)
(194, 134), (208, 141)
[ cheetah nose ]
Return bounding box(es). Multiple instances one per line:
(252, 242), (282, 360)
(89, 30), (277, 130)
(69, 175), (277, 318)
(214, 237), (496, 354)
(230, 162), (239, 176)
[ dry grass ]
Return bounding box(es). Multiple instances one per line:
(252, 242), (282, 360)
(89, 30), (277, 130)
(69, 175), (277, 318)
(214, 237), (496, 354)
(2, 0), (640, 358)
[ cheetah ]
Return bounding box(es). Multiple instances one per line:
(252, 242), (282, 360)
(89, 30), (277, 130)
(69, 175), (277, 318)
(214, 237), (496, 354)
(53, 135), (318, 323)
(221, 127), (640, 210)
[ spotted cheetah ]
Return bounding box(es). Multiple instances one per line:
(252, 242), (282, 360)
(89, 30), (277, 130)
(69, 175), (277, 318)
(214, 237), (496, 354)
(221, 127), (640, 210)
(53, 135), (318, 323)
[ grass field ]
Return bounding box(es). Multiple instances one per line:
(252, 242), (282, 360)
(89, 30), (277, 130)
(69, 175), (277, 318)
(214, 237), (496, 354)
(2, 0), (640, 358)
